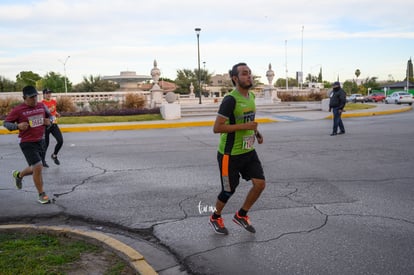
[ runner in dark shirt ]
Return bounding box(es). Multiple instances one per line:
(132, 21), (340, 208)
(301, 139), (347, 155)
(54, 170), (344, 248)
(3, 85), (51, 204)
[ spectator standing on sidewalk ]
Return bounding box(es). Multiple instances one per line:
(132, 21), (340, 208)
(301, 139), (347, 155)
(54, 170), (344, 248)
(3, 85), (51, 204)
(41, 88), (63, 166)
(209, 62), (266, 235)
(329, 81), (347, 136)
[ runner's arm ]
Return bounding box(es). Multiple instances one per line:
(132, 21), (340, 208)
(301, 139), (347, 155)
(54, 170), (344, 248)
(3, 121), (18, 131)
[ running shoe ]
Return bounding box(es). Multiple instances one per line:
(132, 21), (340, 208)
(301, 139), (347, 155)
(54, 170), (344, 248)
(51, 154), (60, 165)
(38, 192), (50, 204)
(209, 215), (229, 235)
(233, 212), (256, 233)
(12, 170), (22, 190)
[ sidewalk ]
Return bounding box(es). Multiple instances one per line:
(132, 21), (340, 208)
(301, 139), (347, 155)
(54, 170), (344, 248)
(59, 103), (413, 132)
(2, 103), (410, 135)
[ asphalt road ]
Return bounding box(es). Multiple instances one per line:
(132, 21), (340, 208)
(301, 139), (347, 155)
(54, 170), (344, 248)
(1, 109), (414, 275)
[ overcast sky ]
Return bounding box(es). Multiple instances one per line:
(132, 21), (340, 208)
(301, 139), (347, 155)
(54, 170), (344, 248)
(0, 0), (413, 86)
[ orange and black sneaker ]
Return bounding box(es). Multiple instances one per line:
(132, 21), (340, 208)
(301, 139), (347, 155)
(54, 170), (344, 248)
(209, 215), (229, 235)
(233, 212), (256, 233)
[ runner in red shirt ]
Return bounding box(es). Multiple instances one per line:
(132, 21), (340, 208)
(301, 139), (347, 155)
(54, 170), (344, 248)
(3, 85), (51, 204)
(41, 88), (63, 167)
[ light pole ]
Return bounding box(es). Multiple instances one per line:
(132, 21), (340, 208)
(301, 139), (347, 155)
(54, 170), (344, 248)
(203, 61), (206, 96)
(195, 28), (202, 104)
(300, 25), (304, 89)
(59, 55), (70, 93)
(285, 40), (288, 90)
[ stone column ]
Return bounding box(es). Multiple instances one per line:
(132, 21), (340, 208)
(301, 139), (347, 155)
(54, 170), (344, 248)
(264, 63), (281, 103)
(150, 60), (163, 108)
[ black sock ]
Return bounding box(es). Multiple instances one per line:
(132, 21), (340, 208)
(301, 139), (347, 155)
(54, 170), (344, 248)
(238, 208), (248, 217)
(212, 212), (221, 219)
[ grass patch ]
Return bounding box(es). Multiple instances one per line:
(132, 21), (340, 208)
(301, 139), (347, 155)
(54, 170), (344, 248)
(58, 113), (162, 124)
(345, 103), (376, 111)
(0, 232), (133, 274)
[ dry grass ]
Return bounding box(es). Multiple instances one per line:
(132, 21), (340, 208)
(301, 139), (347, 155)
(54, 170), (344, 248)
(123, 93), (146, 109)
(57, 96), (77, 112)
(0, 97), (21, 116)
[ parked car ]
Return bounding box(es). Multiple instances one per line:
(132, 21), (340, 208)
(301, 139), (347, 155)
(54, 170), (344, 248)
(364, 93), (386, 103)
(384, 91), (413, 105)
(348, 94), (365, 103)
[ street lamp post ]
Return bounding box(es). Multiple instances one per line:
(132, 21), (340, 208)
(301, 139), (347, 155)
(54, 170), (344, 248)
(59, 55), (70, 93)
(203, 61), (206, 95)
(195, 28), (202, 104)
(300, 25), (304, 90)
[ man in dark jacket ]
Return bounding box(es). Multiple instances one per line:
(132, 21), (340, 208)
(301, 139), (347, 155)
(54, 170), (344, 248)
(328, 81), (346, 136)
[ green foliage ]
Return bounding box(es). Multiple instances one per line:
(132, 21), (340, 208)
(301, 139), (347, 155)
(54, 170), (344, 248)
(0, 76), (17, 92)
(406, 58), (413, 80)
(360, 76), (381, 92)
(39, 72), (71, 93)
(72, 75), (119, 92)
(175, 68), (212, 95)
(0, 232), (100, 274)
(343, 80), (358, 95)
(58, 114), (162, 124)
(175, 69), (197, 94)
(16, 71), (42, 90)
(275, 77), (298, 88)
(355, 69), (361, 78)
(89, 100), (120, 112)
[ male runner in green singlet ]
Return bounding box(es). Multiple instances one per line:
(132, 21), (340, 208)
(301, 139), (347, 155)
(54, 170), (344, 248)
(209, 62), (266, 234)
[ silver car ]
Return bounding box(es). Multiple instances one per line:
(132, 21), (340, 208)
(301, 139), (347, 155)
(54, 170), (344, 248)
(385, 92), (413, 105)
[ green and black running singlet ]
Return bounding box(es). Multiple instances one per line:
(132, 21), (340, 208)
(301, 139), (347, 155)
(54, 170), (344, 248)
(217, 89), (256, 156)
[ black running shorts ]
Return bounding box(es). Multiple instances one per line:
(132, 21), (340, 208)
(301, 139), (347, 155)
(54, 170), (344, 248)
(217, 150), (265, 193)
(19, 141), (43, 166)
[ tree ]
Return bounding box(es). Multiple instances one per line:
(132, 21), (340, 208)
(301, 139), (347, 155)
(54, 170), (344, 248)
(16, 71), (42, 90)
(175, 69), (196, 94)
(342, 80), (358, 95)
(39, 72), (70, 93)
(72, 75), (119, 92)
(0, 75), (16, 92)
(406, 58), (413, 82)
(355, 69), (361, 80)
(174, 68), (213, 95)
(318, 67), (323, 82)
(275, 77), (298, 88)
(360, 76), (380, 92)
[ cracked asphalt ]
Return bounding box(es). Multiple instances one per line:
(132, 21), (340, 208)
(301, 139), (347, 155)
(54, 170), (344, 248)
(1, 108), (414, 274)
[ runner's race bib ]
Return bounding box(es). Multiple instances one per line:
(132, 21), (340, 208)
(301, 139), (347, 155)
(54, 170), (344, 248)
(242, 134), (255, 149)
(28, 115), (44, 128)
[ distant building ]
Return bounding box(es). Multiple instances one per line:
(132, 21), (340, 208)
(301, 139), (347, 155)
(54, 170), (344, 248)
(210, 73), (230, 86)
(381, 81), (414, 91)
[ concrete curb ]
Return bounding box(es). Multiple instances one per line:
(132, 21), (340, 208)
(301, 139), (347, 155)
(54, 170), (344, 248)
(0, 118), (277, 134)
(324, 106), (412, 119)
(0, 224), (157, 275)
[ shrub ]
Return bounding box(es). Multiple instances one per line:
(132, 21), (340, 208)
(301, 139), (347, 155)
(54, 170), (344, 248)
(61, 107), (160, 117)
(123, 93), (145, 109)
(278, 91), (327, 102)
(57, 96), (77, 113)
(89, 100), (120, 112)
(0, 97), (21, 116)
